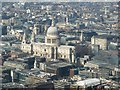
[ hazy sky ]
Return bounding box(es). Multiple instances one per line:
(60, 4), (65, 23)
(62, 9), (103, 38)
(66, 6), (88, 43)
(0, 0), (119, 2)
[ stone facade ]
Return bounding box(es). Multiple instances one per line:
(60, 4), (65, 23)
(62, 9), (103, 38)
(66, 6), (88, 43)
(91, 36), (108, 50)
(21, 19), (75, 63)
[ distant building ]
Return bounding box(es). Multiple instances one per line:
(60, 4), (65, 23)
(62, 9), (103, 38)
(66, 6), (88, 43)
(0, 35), (17, 42)
(42, 61), (74, 77)
(113, 67), (120, 79)
(0, 25), (2, 36)
(26, 82), (54, 90)
(91, 44), (100, 54)
(3, 61), (28, 70)
(2, 25), (7, 35)
(14, 29), (24, 41)
(2, 66), (14, 83)
(72, 78), (106, 90)
(2, 83), (25, 89)
(91, 35), (108, 50)
(4, 56), (35, 69)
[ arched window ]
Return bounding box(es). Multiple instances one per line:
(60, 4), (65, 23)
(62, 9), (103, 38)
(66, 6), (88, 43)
(44, 49), (46, 51)
(64, 55), (66, 58)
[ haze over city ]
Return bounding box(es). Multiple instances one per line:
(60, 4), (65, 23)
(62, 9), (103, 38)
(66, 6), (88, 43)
(0, 1), (120, 90)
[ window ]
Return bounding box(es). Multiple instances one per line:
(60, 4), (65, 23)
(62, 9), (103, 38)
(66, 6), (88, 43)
(52, 39), (56, 43)
(47, 39), (51, 43)
(64, 55), (66, 58)
(44, 49), (46, 51)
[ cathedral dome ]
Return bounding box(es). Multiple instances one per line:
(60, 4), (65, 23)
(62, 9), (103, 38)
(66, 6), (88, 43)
(47, 26), (59, 37)
(45, 18), (60, 45)
(46, 18), (59, 37)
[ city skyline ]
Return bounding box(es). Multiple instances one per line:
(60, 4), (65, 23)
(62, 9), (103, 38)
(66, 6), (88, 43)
(1, 2), (120, 89)
(0, 0), (119, 2)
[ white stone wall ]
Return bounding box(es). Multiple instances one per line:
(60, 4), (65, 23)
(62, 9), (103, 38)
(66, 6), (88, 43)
(21, 44), (32, 54)
(91, 37), (108, 50)
(58, 46), (75, 63)
(21, 43), (75, 63)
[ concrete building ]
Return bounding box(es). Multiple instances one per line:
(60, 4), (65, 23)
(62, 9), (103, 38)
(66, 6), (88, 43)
(91, 35), (108, 50)
(2, 25), (7, 35)
(3, 61), (28, 70)
(72, 78), (101, 90)
(45, 61), (73, 77)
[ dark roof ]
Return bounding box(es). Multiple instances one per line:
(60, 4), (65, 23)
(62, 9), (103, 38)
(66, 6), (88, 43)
(46, 61), (73, 68)
(95, 35), (118, 40)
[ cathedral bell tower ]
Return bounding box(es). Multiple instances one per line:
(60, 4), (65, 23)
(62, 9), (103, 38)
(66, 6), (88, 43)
(31, 30), (35, 43)
(22, 32), (26, 44)
(33, 24), (39, 35)
(80, 31), (83, 42)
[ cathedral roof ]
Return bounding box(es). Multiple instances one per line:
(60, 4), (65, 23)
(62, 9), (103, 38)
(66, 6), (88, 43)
(46, 18), (59, 37)
(47, 26), (59, 37)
